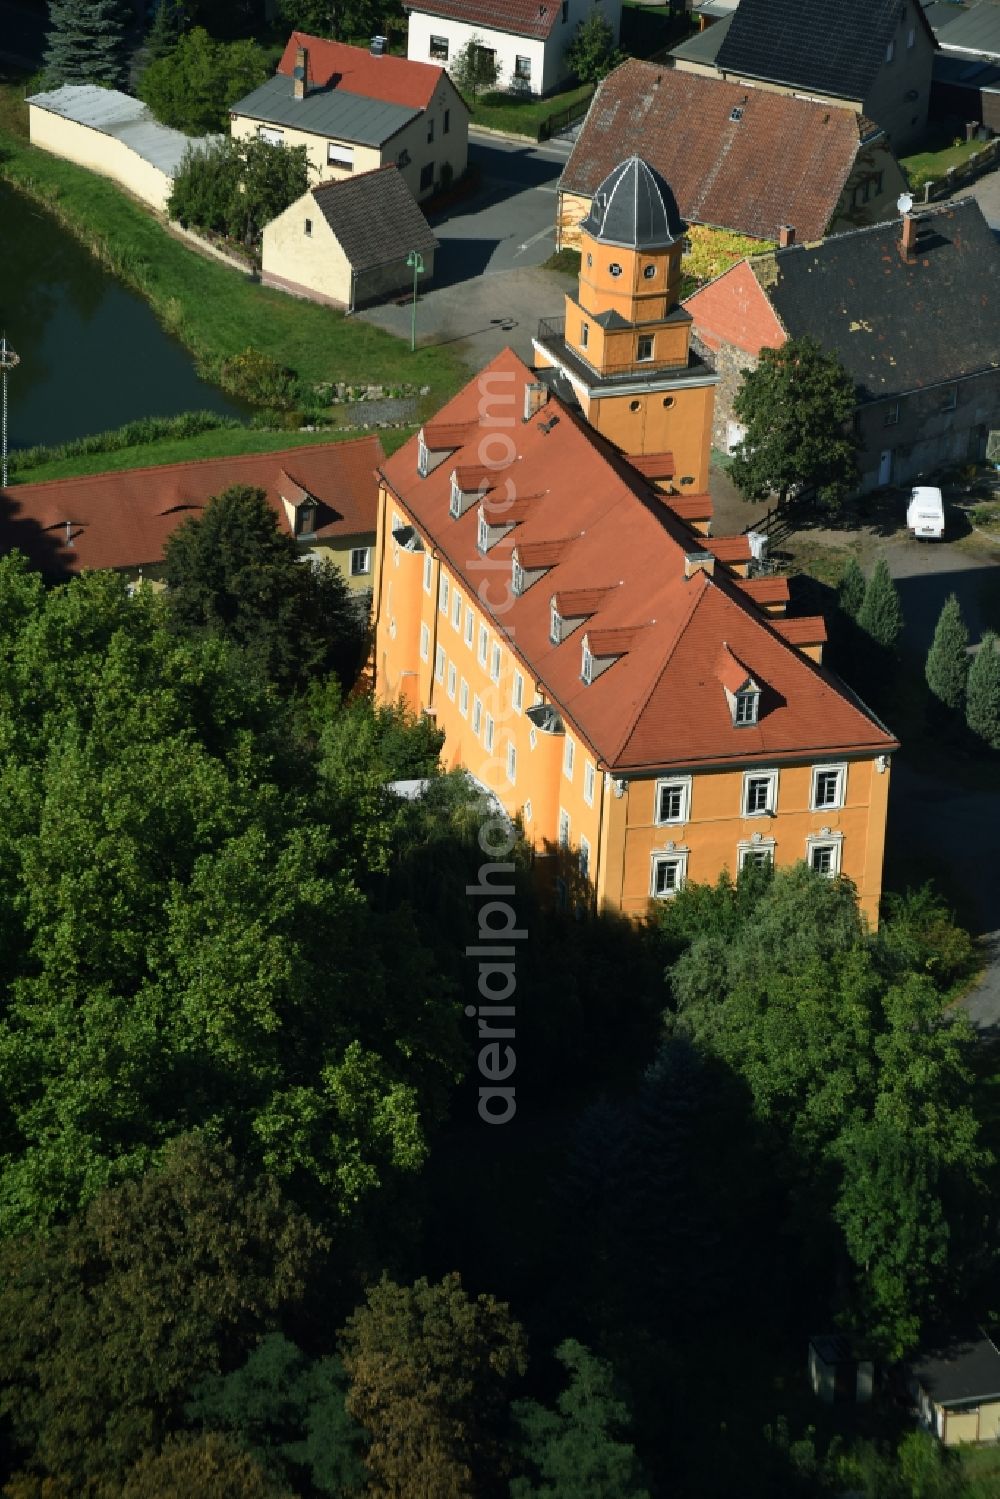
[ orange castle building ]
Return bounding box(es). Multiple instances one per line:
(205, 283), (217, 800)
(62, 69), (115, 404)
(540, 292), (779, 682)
(373, 158), (897, 922)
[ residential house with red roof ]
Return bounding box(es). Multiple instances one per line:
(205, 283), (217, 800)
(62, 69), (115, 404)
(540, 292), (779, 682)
(556, 59), (908, 253)
(405, 0), (622, 97)
(230, 33), (467, 202)
(374, 161), (897, 922)
(0, 438), (384, 594)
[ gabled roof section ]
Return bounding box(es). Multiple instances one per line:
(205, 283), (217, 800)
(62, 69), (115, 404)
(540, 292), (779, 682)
(277, 32), (446, 109)
(559, 61), (881, 243)
(757, 198), (1000, 400)
(380, 348), (897, 772)
(0, 438), (384, 578)
(404, 0), (563, 41)
(311, 166), (438, 271)
(715, 0), (936, 101)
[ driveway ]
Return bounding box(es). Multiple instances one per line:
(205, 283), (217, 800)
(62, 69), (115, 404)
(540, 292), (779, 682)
(945, 162), (1000, 232)
(356, 132), (576, 366)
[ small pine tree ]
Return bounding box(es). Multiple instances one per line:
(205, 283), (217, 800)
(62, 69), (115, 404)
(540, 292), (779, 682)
(857, 559), (904, 652)
(966, 632), (1000, 750)
(925, 593), (969, 711)
(145, 0), (187, 63)
(566, 13), (625, 85)
(44, 0), (129, 88)
(837, 557), (866, 620)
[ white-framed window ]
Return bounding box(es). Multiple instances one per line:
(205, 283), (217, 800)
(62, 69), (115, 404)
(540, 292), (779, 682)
(460, 679), (469, 717)
(435, 645), (446, 682)
(506, 741), (517, 784)
(637, 334), (654, 362)
(584, 761), (596, 806)
(523, 799), (532, 823)
(563, 737), (575, 780)
(738, 841), (774, 872)
(258, 125), (284, 146)
(464, 606), (474, 647)
(449, 475), (461, 518)
(512, 558), (525, 596)
(656, 776), (692, 825)
(447, 662), (457, 699)
(417, 436), (429, 478)
(514, 54), (532, 81)
(490, 643), (502, 683)
(419, 623), (430, 661)
(478, 625), (489, 667)
(808, 838), (843, 877)
(734, 688), (760, 726)
(811, 764), (846, 812)
(651, 851), (688, 898)
(452, 591), (462, 630)
(549, 605), (562, 645)
(350, 546), (371, 575)
(472, 695), (483, 736)
(327, 142), (355, 170)
(558, 808), (570, 847)
(439, 575), (449, 615)
(423, 553), (433, 593)
(884, 401), (900, 427)
(477, 511), (489, 553)
(579, 835), (591, 881)
(581, 642), (593, 684)
(485, 714), (495, 752)
(512, 671), (524, 713)
(429, 33), (449, 59)
(742, 769), (778, 817)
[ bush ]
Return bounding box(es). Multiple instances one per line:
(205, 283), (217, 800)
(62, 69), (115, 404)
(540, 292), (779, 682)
(169, 136), (310, 250)
(139, 27), (268, 134)
(8, 411), (241, 475)
(216, 348), (299, 407)
(879, 885), (977, 993)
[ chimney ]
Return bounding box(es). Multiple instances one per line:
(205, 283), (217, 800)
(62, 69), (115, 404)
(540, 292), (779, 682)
(900, 211), (918, 263)
(523, 382), (548, 422)
(778, 224), (795, 249)
(293, 45), (307, 100)
(684, 550), (715, 580)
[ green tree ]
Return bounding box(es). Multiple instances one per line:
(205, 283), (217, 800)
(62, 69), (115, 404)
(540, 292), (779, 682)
(340, 1272), (528, 1497)
(966, 631), (1000, 749)
(730, 336), (859, 507)
(162, 485), (363, 691)
(43, 0), (129, 87)
(0, 1137), (324, 1491)
(278, 0), (404, 37)
(566, 13), (625, 86)
(837, 556), (866, 620)
(139, 27), (269, 134)
(510, 1341), (650, 1498)
(857, 557), (904, 652)
(144, 0), (187, 62)
(228, 136), (312, 246)
(925, 593), (969, 712)
(122, 1432), (295, 1498)
(451, 35), (501, 102)
(187, 1333), (367, 1496)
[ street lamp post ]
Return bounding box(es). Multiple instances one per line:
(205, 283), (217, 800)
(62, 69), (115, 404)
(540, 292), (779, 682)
(0, 334), (20, 491)
(405, 250), (425, 352)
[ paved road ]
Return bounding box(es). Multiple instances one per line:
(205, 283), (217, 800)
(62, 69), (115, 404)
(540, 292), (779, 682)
(357, 132), (576, 366)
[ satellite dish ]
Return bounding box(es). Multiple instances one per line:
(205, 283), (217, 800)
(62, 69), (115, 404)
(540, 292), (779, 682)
(897, 192), (913, 216)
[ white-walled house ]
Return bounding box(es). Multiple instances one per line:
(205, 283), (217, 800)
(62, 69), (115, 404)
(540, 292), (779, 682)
(405, 0), (622, 97)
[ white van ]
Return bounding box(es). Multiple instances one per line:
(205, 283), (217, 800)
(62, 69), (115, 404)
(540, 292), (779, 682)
(906, 486), (945, 540)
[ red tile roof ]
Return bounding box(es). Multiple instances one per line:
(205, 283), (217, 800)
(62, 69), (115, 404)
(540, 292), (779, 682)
(278, 31), (444, 109)
(380, 349), (896, 771)
(628, 452), (675, 479)
(406, 0), (563, 41)
(774, 616), (828, 647)
(560, 61), (879, 242)
(737, 575), (790, 607)
(1, 438), (383, 578)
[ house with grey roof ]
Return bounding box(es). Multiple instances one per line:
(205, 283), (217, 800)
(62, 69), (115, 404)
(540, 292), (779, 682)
(672, 0), (937, 151)
(908, 1328), (1000, 1445)
(261, 164), (439, 310)
(230, 33), (467, 204)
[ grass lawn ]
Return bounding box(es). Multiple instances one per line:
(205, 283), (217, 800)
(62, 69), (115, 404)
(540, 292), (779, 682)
(468, 82), (593, 139)
(901, 130), (991, 191)
(0, 76), (468, 414)
(7, 423), (416, 485)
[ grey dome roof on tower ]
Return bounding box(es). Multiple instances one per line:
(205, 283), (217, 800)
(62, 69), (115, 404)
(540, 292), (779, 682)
(580, 155), (685, 250)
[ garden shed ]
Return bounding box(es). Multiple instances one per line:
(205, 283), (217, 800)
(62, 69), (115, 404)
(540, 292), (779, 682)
(909, 1328), (1000, 1445)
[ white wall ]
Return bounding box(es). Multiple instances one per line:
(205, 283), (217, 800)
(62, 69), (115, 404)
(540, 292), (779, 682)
(407, 0), (622, 96)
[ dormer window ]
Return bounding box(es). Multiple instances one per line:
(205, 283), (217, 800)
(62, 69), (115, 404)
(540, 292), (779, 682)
(477, 510), (489, 554)
(581, 642), (593, 684)
(417, 437), (429, 478)
(298, 500), (317, 537)
(550, 605), (562, 645)
(449, 475), (461, 517)
(734, 688), (759, 726)
(512, 558), (525, 596)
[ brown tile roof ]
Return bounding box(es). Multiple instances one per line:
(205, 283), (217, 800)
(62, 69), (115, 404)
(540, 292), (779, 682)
(380, 348), (896, 772)
(407, 0), (563, 41)
(661, 493), (713, 524)
(278, 31), (444, 108)
(774, 616), (828, 647)
(560, 60), (878, 242)
(737, 575), (790, 607)
(311, 165), (437, 271)
(628, 452), (675, 479)
(0, 438), (383, 579)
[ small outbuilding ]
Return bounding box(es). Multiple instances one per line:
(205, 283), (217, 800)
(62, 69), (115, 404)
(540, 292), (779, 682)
(808, 1334), (874, 1405)
(908, 1328), (1000, 1445)
(261, 164), (438, 311)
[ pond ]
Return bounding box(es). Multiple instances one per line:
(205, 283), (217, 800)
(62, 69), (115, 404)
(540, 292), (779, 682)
(0, 179), (247, 451)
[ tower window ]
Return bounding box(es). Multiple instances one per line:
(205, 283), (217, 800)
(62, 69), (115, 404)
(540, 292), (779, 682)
(580, 321), (589, 348)
(662, 396), (674, 408)
(643, 264), (656, 280)
(629, 400), (641, 412)
(637, 335), (654, 362)
(609, 262), (622, 278)
(586, 252), (593, 267)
